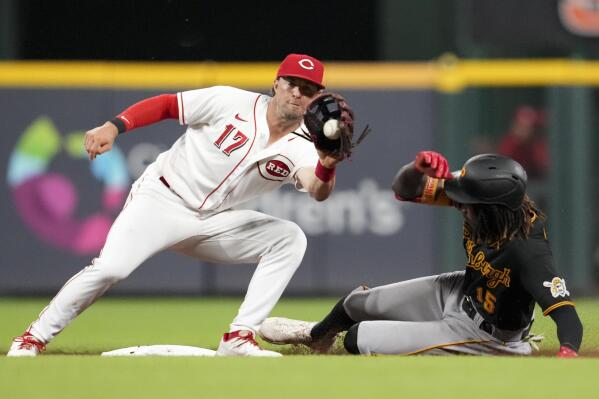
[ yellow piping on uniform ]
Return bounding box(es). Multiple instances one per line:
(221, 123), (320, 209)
(543, 301), (576, 316)
(401, 339), (492, 355)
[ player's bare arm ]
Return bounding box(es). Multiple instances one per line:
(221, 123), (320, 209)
(296, 168), (335, 201)
(295, 166), (333, 202)
(296, 148), (346, 201)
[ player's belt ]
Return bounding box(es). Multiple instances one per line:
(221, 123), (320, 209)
(159, 176), (183, 199)
(462, 297), (495, 336)
(159, 176), (171, 188)
(461, 296), (531, 342)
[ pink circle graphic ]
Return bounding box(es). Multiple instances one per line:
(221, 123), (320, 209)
(7, 118), (129, 255)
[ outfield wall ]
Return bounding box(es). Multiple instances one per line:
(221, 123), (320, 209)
(1, 60), (597, 295)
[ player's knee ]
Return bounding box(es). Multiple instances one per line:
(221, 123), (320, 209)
(347, 285), (370, 297)
(278, 221), (307, 256)
(343, 285), (371, 311)
(343, 323), (361, 354)
(92, 259), (132, 283)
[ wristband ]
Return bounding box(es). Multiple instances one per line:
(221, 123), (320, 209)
(315, 160), (336, 183)
(110, 117), (127, 134)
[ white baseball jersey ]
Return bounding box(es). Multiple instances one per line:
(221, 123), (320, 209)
(155, 86), (319, 211)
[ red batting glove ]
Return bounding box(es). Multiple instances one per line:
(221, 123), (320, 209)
(414, 151), (453, 179)
(556, 346), (578, 358)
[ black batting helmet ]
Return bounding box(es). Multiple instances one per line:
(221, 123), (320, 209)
(444, 154), (527, 210)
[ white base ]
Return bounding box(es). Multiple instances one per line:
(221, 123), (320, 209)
(101, 345), (216, 357)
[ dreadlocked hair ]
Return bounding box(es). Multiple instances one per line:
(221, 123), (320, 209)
(469, 194), (544, 245)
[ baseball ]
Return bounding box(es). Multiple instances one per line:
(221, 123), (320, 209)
(323, 119), (341, 140)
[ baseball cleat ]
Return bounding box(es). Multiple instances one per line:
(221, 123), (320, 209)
(259, 317), (315, 345)
(7, 332), (46, 357)
(259, 317), (337, 353)
(216, 330), (282, 357)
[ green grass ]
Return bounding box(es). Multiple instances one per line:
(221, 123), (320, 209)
(1, 297), (599, 399)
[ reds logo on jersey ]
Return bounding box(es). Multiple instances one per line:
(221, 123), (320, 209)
(266, 160), (291, 177)
(258, 155), (294, 181)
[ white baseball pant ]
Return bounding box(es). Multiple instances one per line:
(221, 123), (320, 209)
(28, 164), (307, 343)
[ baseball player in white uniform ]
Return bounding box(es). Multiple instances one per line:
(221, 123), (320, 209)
(8, 53), (347, 357)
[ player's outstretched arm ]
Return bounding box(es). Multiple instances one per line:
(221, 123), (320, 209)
(549, 306), (583, 358)
(295, 152), (343, 201)
(85, 94), (179, 161)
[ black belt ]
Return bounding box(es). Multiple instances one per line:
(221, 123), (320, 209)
(159, 176), (183, 199)
(462, 296), (531, 341)
(159, 176), (170, 188)
(462, 297), (494, 336)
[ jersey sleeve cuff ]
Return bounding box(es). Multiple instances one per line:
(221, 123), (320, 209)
(110, 117), (127, 134)
(177, 92), (186, 125)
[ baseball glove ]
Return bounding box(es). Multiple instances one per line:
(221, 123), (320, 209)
(303, 93), (371, 158)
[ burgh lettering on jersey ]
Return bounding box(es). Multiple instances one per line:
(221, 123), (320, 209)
(465, 239), (511, 289)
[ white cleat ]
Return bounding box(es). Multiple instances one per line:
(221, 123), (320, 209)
(259, 317), (336, 353)
(259, 317), (315, 345)
(7, 332), (46, 357)
(216, 330), (282, 357)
